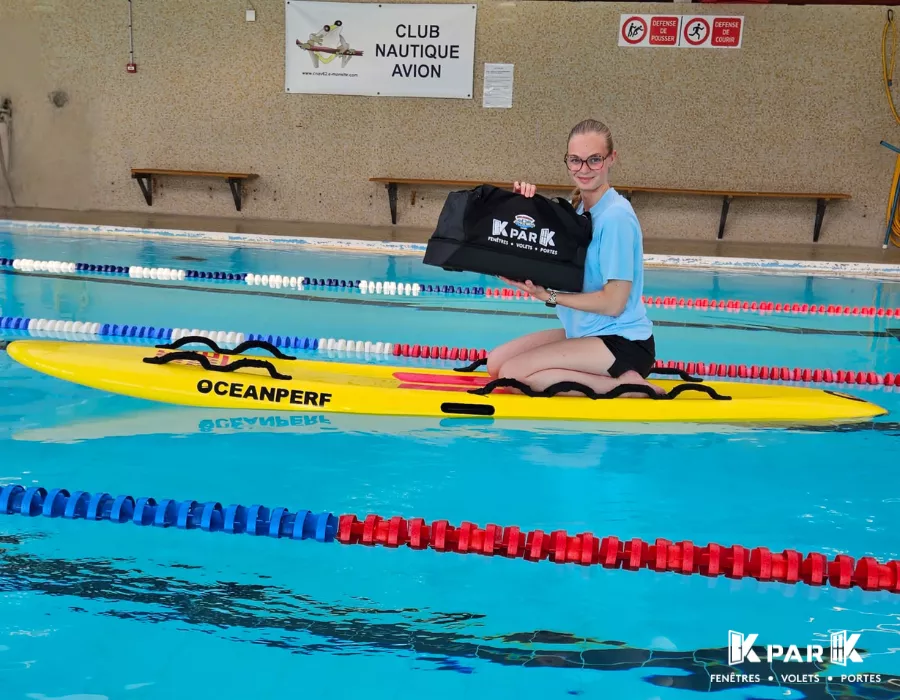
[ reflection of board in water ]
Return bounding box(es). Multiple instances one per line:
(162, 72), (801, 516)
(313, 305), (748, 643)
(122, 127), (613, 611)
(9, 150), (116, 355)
(10, 404), (761, 444)
(0, 543), (895, 698)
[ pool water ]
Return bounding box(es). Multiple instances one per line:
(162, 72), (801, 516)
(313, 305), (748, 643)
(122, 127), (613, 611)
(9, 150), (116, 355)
(1, 227), (900, 700)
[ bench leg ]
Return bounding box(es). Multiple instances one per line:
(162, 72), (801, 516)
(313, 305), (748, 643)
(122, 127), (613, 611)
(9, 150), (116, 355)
(227, 178), (243, 212)
(132, 173), (153, 206)
(717, 195), (732, 239)
(386, 182), (398, 224)
(813, 198), (827, 243)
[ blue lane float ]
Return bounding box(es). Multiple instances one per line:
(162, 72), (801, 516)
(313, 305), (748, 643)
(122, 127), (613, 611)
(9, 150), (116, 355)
(0, 316), (337, 351)
(1, 315), (176, 341)
(0, 485), (339, 542)
(0, 315), (332, 351)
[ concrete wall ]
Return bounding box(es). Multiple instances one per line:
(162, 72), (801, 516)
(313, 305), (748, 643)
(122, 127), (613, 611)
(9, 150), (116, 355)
(0, 0), (898, 246)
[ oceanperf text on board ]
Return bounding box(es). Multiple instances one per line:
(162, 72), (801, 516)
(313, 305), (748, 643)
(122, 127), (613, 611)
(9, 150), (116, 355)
(196, 379), (333, 407)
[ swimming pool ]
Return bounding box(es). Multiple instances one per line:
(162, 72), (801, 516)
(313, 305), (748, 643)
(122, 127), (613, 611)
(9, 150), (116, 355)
(1, 225), (899, 700)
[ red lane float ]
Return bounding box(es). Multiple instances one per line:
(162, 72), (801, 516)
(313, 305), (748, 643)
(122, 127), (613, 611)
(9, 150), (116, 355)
(337, 514), (900, 593)
(654, 359), (900, 387)
(639, 296), (896, 318)
(392, 344), (488, 362)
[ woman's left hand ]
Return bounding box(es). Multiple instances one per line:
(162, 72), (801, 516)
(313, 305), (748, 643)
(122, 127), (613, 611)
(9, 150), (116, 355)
(499, 276), (550, 302)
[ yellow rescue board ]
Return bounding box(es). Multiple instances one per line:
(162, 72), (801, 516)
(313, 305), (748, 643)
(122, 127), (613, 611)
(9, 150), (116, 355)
(6, 340), (889, 425)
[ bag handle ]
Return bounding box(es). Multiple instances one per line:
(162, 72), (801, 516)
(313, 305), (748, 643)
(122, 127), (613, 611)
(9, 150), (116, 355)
(462, 183), (498, 225)
(551, 196), (593, 246)
(551, 195), (579, 216)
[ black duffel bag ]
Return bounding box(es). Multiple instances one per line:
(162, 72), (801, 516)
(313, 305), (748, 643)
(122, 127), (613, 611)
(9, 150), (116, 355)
(422, 184), (593, 292)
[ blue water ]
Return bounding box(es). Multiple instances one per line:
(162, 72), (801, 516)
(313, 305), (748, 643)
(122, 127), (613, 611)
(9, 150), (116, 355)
(1, 226), (900, 700)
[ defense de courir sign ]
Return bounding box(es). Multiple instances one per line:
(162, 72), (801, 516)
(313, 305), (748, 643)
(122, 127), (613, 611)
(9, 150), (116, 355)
(285, 1), (477, 97)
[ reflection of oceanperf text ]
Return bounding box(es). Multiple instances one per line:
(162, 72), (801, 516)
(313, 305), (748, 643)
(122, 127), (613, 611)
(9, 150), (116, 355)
(302, 71), (358, 77)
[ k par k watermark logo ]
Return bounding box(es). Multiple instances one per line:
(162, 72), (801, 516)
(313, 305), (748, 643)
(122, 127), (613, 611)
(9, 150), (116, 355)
(713, 630), (879, 687)
(728, 629), (862, 666)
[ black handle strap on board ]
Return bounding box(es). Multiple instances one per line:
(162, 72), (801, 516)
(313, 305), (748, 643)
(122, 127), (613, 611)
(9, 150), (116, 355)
(647, 366), (703, 382)
(143, 350), (292, 380)
(453, 357), (703, 381)
(467, 377), (731, 401)
(155, 335), (296, 360)
(453, 357), (488, 372)
(451, 357), (704, 384)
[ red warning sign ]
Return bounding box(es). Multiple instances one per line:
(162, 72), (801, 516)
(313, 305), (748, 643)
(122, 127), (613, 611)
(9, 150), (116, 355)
(618, 14), (743, 49)
(649, 16), (679, 46)
(711, 16), (743, 48)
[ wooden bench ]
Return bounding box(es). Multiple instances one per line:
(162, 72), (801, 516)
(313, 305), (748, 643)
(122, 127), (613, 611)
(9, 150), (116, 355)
(131, 168), (259, 212)
(369, 177), (851, 243)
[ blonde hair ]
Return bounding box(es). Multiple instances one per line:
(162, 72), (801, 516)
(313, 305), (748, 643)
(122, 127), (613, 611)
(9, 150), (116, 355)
(567, 119), (614, 210)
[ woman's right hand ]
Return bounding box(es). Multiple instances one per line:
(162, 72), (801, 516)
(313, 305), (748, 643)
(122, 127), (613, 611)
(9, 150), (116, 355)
(513, 181), (536, 198)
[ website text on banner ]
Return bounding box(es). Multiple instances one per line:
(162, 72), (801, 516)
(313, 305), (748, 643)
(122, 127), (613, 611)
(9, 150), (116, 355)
(285, 1), (477, 98)
(619, 14), (744, 49)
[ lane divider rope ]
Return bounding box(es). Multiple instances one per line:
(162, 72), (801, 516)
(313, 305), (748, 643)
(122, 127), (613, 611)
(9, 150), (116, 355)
(2, 257), (897, 316)
(0, 258), (475, 297)
(639, 295), (898, 318)
(1, 314), (895, 385)
(1, 484), (897, 593)
(653, 359), (898, 387)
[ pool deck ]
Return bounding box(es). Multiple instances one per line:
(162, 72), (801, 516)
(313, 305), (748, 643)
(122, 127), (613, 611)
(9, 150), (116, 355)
(3, 206), (900, 277)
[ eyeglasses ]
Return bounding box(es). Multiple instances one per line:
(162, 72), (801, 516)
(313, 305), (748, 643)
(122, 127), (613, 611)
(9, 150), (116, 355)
(564, 153), (609, 171)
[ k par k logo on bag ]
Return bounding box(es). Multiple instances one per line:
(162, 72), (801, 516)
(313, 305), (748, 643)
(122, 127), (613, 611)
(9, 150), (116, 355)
(422, 184), (593, 292)
(490, 215), (556, 252)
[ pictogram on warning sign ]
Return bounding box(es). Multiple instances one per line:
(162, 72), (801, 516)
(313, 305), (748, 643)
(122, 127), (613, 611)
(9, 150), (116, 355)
(620, 15), (648, 46)
(683, 17), (710, 46)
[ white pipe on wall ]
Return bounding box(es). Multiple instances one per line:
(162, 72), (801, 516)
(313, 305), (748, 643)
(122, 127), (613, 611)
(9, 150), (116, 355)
(0, 98), (13, 205)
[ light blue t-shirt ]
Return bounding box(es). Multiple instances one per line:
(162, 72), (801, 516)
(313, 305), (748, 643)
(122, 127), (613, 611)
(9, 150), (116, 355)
(556, 188), (653, 341)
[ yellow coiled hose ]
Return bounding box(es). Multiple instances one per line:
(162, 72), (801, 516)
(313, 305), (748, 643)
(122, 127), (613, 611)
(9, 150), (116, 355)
(883, 10), (900, 247)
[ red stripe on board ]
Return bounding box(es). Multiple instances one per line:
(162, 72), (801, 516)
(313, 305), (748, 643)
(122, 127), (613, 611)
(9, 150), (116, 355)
(396, 382), (514, 394)
(392, 371), (490, 387)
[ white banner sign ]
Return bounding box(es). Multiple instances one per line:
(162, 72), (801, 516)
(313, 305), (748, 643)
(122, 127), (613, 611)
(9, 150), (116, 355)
(285, 1), (477, 97)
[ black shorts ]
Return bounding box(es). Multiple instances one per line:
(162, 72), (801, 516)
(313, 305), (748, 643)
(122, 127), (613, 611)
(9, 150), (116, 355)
(597, 334), (656, 379)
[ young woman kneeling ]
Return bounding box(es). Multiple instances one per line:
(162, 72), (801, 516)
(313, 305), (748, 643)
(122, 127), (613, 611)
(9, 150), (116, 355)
(488, 118), (662, 399)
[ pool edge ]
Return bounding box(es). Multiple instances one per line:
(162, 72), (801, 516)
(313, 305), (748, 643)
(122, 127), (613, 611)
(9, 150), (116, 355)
(3, 218), (900, 279)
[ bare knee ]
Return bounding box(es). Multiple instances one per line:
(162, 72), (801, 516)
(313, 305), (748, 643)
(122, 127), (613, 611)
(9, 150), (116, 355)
(486, 344), (522, 378)
(486, 341), (515, 378)
(486, 352), (505, 378)
(486, 329), (564, 378)
(489, 354), (534, 382)
(498, 361), (529, 383)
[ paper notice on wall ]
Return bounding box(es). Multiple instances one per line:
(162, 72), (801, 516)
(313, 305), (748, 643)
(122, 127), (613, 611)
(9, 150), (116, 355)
(482, 63), (514, 108)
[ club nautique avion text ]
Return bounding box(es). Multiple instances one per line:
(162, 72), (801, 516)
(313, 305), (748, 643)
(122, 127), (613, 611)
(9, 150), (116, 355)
(375, 23), (461, 78)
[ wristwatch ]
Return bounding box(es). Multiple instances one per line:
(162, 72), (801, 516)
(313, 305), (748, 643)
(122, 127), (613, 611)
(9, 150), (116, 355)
(545, 290), (557, 308)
